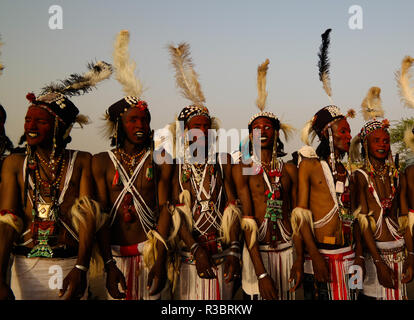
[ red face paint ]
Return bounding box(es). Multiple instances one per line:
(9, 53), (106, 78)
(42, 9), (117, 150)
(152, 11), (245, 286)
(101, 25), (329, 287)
(331, 118), (351, 153)
(367, 128), (390, 160)
(24, 106), (54, 147)
(121, 107), (150, 145)
(186, 115), (211, 147)
(250, 117), (277, 150)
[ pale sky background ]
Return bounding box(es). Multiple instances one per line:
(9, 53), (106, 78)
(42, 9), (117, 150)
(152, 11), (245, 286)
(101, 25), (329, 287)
(0, 0), (413, 157)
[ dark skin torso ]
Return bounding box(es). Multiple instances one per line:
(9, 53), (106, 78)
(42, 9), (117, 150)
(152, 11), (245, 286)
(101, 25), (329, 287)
(238, 161), (296, 244)
(354, 170), (398, 242)
(297, 158), (348, 245)
(3, 149), (92, 250)
(93, 150), (156, 245)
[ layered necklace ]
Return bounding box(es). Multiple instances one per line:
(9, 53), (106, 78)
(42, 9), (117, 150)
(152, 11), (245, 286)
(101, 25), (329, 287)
(253, 155), (284, 247)
(116, 148), (147, 176)
(28, 150), (66, 258)
(365, 160), (398, 212)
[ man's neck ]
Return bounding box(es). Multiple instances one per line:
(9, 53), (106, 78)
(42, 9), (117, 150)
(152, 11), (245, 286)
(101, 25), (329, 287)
(260, 148), (272, 164)
(35, 144), (63, 160)
(368, 155), (386, 170)
(122, 140), (146, 155)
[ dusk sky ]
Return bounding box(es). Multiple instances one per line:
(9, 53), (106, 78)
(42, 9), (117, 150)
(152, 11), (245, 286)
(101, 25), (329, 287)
(1, 0), (413, 156)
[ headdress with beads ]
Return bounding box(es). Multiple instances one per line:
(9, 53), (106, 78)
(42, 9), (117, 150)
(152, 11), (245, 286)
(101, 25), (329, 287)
(301, 29), (355, 147)
(22, 60), (112, 209)
(248, 59), (294, 162)
(349, 86), (390, 163)
(26, 60), (112, 141)
(167, 42), (220, 160)
(104, 30), (151, 145)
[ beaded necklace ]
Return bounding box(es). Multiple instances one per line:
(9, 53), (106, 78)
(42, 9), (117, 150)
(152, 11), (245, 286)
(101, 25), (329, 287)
(117, 148), (147, 176)
(253, 156), (284, 247)
(28, 150), (66, 258)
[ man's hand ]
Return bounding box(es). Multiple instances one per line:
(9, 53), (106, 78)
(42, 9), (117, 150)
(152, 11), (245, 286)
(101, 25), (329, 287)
(289, 258), (304, 292)
(194, 247), (215, 279)
(223, 254), (241, 283)
(59, 268), (87, 300)
(0, 281), (14, 300)
(375, 260), (396, 289)
(147, 259), (167, 296)
(258, 274), (278, 300)
(106, 263), (127, 299)
(402, 256), (414, 284)
(310, 252), (330, 283)
(352, 256), (366, 281)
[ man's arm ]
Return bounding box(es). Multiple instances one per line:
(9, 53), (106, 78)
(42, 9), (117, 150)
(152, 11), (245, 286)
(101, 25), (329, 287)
(295, 159), (329, 283)
(60, 152), (95, 299)
(232, 163), (277, 299)
(92, 153), (127, 299)
(0, 155), (21, 299)
(354, 171), (395, 289)
(147, 152), (173, 295)
(284, 162), (304, 291)
(221, 153), (241, 283)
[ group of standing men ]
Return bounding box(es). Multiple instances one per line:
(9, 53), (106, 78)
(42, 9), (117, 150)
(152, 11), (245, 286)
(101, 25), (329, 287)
(0, 29), (414, 301)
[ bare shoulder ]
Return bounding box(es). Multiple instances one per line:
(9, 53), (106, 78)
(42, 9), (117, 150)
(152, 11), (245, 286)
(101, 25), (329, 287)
(298, 157), (320, 171)
(283, 161), (298, 178)
(92, 151), (110, 164)
(2, 153), (25, 173)
(352, 168), (367, 186)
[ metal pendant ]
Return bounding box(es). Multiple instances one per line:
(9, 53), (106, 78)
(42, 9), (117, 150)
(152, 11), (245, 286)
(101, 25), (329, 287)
(37, 203), (52, 220)
(199, 200), (213, 213)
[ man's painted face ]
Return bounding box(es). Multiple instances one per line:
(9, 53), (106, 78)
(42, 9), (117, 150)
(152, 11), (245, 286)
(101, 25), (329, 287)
(121, 107), (150, 145)
(250, 117), (277, 150)
(24, 106), (54, 147)
(330, 118), (351, 153)
(186, 115), (211, 147)
(367, 128), (390, 160)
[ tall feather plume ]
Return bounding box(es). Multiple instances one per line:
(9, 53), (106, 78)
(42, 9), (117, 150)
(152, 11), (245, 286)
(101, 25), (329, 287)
(301, 119), (314, 145)
(113, 30), (142, 97)
(361, 86), (384, 121)
(280, 122), (295, 141)
(168, 42), (205, 106)
(41, 60), (112, 97)
(317, 28), (333, 102)
(256, 59), (270, 111)
(0, 34), (4, 75)
(396, 56), (414, 109)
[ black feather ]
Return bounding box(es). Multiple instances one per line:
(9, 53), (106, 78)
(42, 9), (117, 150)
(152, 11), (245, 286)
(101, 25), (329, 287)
(317, 28), (332, 81)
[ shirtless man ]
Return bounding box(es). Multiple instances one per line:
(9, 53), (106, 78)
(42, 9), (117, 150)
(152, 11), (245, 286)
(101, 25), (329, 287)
(168, 43), (241, 300)
(351, 114), (413, 299)
(170, 106), (240, 300)
(0, 104), (14, 173)
(0, 61), (111, 299)
(93, 30), (173, 300)
(292, 105), (363, 300)
(232, 59), (297, 300)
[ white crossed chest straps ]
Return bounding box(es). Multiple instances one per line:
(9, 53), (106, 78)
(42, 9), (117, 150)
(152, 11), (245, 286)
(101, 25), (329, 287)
(107, 150), (155, 235)
(179, 156), (224, 236)
(356, 169), (401, 240)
